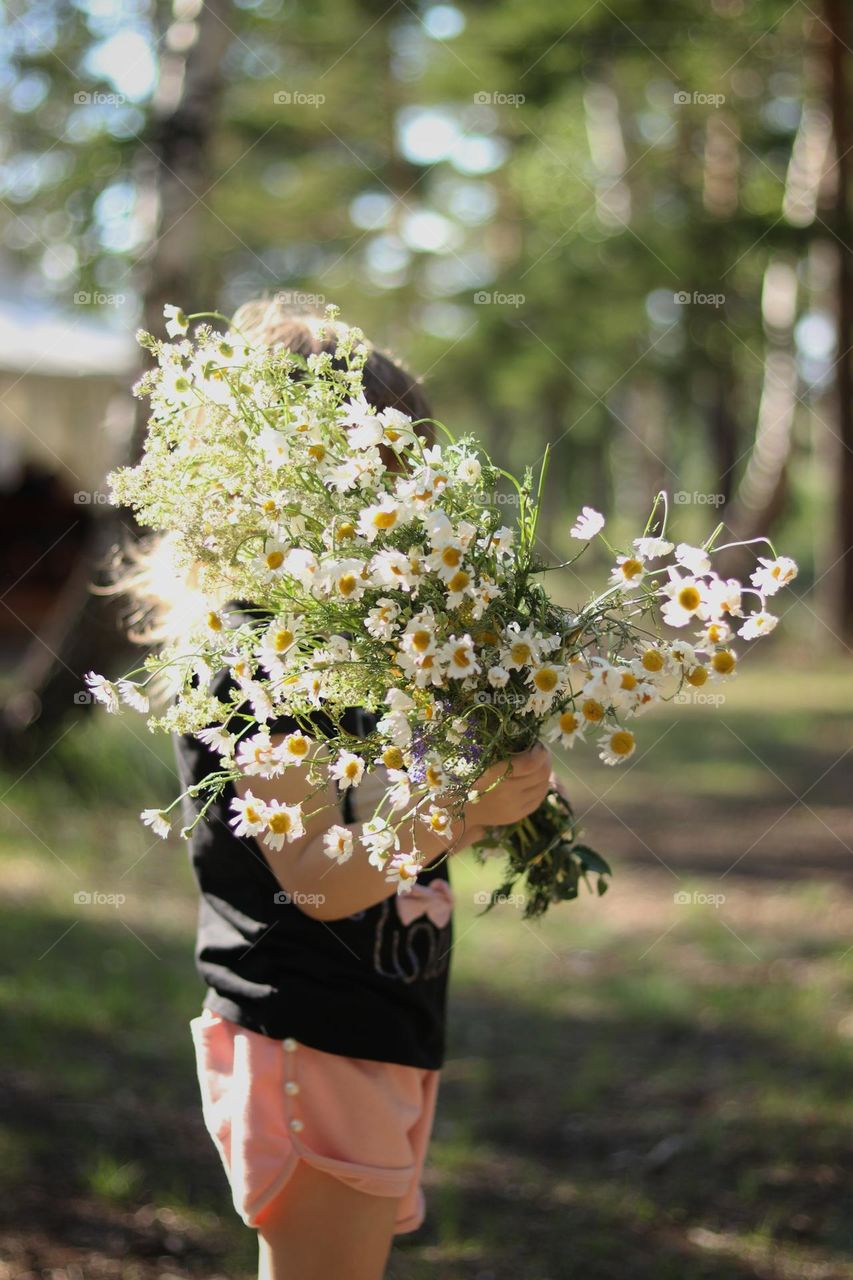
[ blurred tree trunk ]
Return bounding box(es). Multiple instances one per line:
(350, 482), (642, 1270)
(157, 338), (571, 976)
(2, 0), (234, 753)
(824, 0), (853, 643)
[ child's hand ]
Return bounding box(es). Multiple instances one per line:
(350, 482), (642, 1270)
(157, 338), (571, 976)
(466, 744), (553, 828)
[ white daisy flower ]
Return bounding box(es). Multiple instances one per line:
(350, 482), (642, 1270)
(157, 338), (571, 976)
(698, 620), (732, 646)
(489, 526), (515, 558)
(456, 454), (482, 483)
(257, 616), (301, 678)
(282, 547), (319, 588)
(399, 611), (437, 658)
(229, 790), (268, 838)
(163, 303), (188, 337)
(609, 554), (646, 589)
(261, 800), (305, 851)
(570, 506), (605, 540)
(708, 648), (738, 679)
(236, 731), (283, 777)
(425, 537), (468, 584)
(195, 725), (237, 758)
(738, 611), (778, 639)
(331, 751), (365, 789)
(487, 665), (510, 688)
(421, 804), (453, 835)
(500, 624), (543, 671)
(257, 424), (290, 470)
(141, 808), (171, 838)
(634, 535), (674, 559)
(675, 543), (711, 576)
(376, 709), (414, 747)
(750, 556), (798, 596)
(118, 680), (149, 713)
(378, 406), (413, 448)
(362, 816), (397, 866)
(661, 571), (709, 628)
(439, 635), (481, 680)
(543, 708), (585, 748)
(365, 598), (401, 640)
(84, 672), (120, 714)
(357, 499), (405, 542)
(253, 539), (288, 580)
(277, 731), (312, 765)
(598, 728), (636, 766)
(338, 392), (378, 434)
(323, 825), (354, 864)
(385, 852), (422, 892)
(704, 575), (743, 620)
(444, 567), (475, 608)
(369, 549), (422, 592)
(319, 558), (368, 602)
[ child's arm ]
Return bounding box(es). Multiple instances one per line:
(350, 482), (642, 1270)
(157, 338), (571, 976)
(233, 742), (553, 921)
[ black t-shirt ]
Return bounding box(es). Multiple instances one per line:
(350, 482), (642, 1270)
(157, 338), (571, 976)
(175, 666), (453, 1069)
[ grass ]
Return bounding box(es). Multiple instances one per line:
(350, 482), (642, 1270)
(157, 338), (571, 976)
(1, 656), (853, 1278)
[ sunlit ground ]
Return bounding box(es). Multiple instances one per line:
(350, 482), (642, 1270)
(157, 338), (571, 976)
(2, 652), (852, 1279)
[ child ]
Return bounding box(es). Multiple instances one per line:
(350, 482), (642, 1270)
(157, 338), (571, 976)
(130, 300), (554, 1280)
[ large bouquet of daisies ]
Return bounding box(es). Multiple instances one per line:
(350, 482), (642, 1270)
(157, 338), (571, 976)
(86, 305), (798, 918)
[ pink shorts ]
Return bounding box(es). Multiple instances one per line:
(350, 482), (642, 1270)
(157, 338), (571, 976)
(190, 1008), (441, 1234)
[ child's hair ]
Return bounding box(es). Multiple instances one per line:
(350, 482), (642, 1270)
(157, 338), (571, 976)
(103, 297), (432, 648)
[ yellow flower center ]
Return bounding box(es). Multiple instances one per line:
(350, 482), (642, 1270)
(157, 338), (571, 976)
(430, 811), (450, 831)
(448, 570), (470, 593)
(534, 667), (559, 692)
(268, 811), (292, 834)
(678, 585), (701, 611)
(642, 649), (665, 672)
(338, 574), (357, 596)
(344, 760), (360, 779)
(711, 650), (736, 675)
(411, 629), (432, 652)
(426, 765), (443, 787)
(621, 558), (644, 580)
(274, 629), (294, 652)
(373, 510), (398, 530)
(207, 611), (222, 632)
(620, 672), (638, 690)
(559, 711), (579, 734)
(582, 698), (605, 722)
(685, 665), (708, 687)
(266, 550), (284, 571)
(510, 642), (532, 665)
(263, 499), (277, 513)
(382, 746), (403, 770)
(285, 734), (309, 757)
(244, 805), (261, 825)
(452, 646), (471, 668)
(610, 730), (635, 756)
(335, 523), (356, 541)
(307, 444), (326, 461)
(441, 546), (461, 567)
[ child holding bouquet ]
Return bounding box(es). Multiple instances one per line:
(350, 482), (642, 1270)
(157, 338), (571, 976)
(96, 295), (797, 1280)
(122, 302), (554, 1280)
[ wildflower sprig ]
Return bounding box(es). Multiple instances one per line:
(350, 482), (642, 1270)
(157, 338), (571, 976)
(86, 304), (798, 918)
